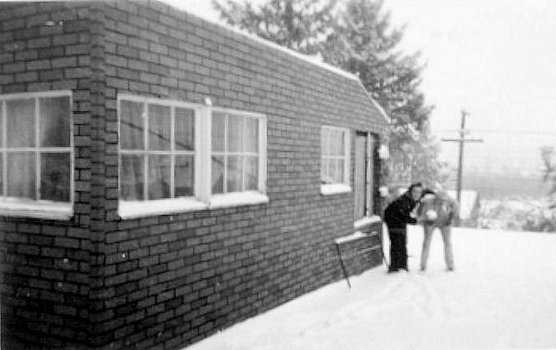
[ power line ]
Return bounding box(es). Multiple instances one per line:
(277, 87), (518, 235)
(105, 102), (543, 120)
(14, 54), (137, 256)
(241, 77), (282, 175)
(435, 128), (556, 135)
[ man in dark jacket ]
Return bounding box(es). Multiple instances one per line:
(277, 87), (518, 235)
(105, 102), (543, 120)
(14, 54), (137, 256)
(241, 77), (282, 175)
(384, 183), (425, 272)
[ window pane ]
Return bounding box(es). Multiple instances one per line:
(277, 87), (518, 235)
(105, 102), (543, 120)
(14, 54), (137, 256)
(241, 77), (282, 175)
(321, 157), (328, 184)
(0, 102), (3, 147)
(331, 130), (345, 156)
(327, 159), (337, 185)
(0, 154), (3, 195)
(245, 156), (258, 191)
(175, 155), (194, 197)
(211, 156), (224, 194)
(41, 153), (70, 202)
(245, 117), (259, 153)
(7, 152), (35, 199)
(339, 131), (346, 156)
(227, 115), (243, 153)
(7, 99), (35, 148)
(337, 159), (345, 183)
(227, 155), (243, 192)
(120, 100), (144, 150)
(212, 112), (225, 152)
(175, 107), (195, 151)
(120, 155), (144, 200)
(148, 155), (171, 200)
(40, 96), (70, 147)
(321, 129), (329, 157)
(148, 104), (171, 150)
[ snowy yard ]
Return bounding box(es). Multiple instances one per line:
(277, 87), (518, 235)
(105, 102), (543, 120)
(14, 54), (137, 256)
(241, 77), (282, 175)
(187, 227), (556, 350)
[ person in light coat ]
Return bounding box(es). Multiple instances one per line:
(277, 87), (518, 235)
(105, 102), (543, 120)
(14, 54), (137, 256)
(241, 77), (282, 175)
(417, 185), (459, 271)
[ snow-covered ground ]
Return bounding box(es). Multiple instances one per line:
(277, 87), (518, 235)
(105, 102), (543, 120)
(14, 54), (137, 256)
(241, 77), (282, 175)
(187, 226), (556, 350)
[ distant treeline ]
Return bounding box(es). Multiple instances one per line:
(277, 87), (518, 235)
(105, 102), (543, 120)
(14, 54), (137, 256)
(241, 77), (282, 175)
(458, 173), (549, 199)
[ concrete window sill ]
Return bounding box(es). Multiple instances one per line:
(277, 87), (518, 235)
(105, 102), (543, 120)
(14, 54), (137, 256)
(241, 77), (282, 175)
(119, 192), (269, 219)
(320, 184), (352, 196)
(119, 198), (207, 219)
(208, 192), (269, 209)
(0, 201), (73, 221)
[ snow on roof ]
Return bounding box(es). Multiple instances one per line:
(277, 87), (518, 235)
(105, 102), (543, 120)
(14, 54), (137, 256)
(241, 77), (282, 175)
(357, 81), (391, 125)
(174, 4), (358, 81)
(159, 0), (390, 127)
(370, 96), (391, 125)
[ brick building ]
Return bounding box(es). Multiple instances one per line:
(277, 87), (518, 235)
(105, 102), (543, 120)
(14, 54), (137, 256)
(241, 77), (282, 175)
(0, 1), (389, 349)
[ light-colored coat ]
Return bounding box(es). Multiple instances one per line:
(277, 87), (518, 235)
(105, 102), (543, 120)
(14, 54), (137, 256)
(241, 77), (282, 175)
(417, 193), (459, 227)
(416, 192), (458, 271)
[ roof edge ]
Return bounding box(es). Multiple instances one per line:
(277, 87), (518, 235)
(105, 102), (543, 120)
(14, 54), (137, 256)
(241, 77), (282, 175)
(356, 80), (391, 125)
(160, 0), (359, 81)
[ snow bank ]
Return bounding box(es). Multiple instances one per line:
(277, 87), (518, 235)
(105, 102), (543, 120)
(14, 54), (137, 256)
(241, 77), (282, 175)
(186, 226), (556, 350)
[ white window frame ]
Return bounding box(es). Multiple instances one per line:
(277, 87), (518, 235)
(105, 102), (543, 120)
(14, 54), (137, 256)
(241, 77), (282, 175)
(207, 107), (268, 209)
(117, 95), (268, 219)
(321, 125), (351, 195)
(0, 90), (74, 220)
(354, 132), (381, 229)
(118, 94), (204, 218)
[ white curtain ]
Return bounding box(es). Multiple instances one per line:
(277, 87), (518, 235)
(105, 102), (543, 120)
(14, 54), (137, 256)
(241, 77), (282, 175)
(7, 99), (35, 148)
(7, 153), (35, 199)
(175, 155), (194, 197)
(40, 96), (70, 147)
(40, 153), (70, 202)
(120, 155), (144, 200)
(148, 155), (171, 200)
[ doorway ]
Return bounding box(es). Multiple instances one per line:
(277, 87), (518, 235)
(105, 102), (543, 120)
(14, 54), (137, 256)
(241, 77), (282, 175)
(354, 132), (375, 221)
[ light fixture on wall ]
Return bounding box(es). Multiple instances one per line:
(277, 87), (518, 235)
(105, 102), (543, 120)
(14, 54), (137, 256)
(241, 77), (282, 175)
(378, 144), (390, 160)
(204, 96), (213, 106)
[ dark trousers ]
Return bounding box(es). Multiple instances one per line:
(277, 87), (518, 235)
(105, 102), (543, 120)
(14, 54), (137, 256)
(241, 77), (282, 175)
(387, 226), (408, 270)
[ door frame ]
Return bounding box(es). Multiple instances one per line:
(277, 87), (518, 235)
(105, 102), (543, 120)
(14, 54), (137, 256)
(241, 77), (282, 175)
(354, 131), (375, 221)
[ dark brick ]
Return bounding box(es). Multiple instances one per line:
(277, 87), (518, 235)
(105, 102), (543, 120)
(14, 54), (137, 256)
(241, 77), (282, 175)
(0, 2), (388, 350)
(51, 57), (77, 68)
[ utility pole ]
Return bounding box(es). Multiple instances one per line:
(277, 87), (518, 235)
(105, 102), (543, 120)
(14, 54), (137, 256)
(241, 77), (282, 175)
(442, 110), (483, 225)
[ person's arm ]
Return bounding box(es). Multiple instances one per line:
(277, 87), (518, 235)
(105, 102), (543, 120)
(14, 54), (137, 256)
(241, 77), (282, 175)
(402, 199), (419, 225)
(415, 194), (434, 225)
(447, 198), (460, 225)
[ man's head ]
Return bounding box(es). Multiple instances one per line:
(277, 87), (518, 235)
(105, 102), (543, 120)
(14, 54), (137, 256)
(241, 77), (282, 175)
(433, 182), (450, 199)
(408, 182), (424, 201)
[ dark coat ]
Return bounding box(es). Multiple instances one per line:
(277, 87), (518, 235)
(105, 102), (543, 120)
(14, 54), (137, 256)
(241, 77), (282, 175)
(384, 191), (419, 229)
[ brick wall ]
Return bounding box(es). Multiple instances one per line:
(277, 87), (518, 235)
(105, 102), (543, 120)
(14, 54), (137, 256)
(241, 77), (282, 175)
(0, 2), (95, 348)
(339, 222), (384, 278)
(0, 1), (389, 349)
(95, 1), (387, 349)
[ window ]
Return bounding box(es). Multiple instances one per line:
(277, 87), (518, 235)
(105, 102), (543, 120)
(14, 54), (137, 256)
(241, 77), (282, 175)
(0, 91), (73, 219)
(118, 95), (204, 217)
(321, 126), (351, 195)
(211, 111), (261, 194)
(119, 98), (196, 201)
(118, 95), (267, 218)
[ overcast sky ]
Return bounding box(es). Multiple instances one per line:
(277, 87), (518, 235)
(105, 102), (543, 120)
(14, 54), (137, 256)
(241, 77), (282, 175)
(166, 0), (556, 176)
(384, 0), (556, 176)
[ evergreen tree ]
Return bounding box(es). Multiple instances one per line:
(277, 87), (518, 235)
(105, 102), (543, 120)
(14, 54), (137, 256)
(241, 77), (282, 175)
(212, 0), (338, 55)
(213, 0), (445, 186)
(323, 0), (439, 186)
